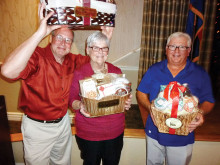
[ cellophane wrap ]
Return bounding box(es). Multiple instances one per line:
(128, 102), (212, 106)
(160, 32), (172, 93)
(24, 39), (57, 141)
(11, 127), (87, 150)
(79, 73), (131, 117)
(151, 81), (199, 135)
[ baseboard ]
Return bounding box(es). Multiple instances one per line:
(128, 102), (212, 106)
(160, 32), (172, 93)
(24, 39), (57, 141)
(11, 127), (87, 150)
(7, 112), (75, 124)
(7, 112), (23, 121)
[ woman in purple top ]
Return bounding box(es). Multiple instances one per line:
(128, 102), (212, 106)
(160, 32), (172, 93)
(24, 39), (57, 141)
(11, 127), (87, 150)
(69, 31), (132, 165)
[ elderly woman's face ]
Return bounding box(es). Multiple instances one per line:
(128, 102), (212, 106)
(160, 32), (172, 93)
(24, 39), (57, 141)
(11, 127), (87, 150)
(87, 40), (109, 65)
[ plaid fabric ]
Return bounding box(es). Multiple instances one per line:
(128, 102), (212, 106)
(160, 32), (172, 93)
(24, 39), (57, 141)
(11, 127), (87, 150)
(138, 0), (189, 84)
(138, 0), (217, 84)
(199, 0), (217, 71)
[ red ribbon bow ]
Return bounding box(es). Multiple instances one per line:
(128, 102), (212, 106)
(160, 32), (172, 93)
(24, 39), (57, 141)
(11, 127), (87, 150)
(163, 81), (186, 134)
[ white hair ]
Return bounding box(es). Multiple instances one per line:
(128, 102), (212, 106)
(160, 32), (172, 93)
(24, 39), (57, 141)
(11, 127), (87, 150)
(166, 32), (192, 47)
(86, 31), (110, 48)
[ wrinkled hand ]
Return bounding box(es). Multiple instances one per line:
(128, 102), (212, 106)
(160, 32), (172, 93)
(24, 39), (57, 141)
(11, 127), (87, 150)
(101, 26), (114, 40)
(124, 94), (132, 110)
(79, 102), (91, 117)
(37, 2), (62, 37)
(188, 112), (204, 133)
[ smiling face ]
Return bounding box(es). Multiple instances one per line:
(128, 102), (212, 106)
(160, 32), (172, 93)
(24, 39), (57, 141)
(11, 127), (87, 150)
(50, 28), (73, 63)
(87, 39), (109, 67)
(166, 36), (191, 67)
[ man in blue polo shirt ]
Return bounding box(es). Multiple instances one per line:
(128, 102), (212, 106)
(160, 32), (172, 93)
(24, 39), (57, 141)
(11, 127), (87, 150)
(137, 32), (215, 165)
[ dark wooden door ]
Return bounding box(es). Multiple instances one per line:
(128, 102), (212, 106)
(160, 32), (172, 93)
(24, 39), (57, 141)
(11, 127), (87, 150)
(0, 95), (15, 165)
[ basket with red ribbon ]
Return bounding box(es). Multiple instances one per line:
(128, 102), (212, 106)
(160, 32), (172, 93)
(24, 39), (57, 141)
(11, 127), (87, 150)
(151, 81), (199, 135)
(41, 0), (116, 29)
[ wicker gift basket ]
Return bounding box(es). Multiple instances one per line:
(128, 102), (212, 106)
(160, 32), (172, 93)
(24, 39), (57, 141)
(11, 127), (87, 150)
(150, 81), (199, 136)
(41, 0), (116, 29)
(151, 103), (198, 135)
(79, 73), (131, 117)
(81, 93), (130, 117)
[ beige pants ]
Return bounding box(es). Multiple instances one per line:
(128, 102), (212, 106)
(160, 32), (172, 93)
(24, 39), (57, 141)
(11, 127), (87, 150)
(146, 136), (193, 165)
(21, 112), (72, 165)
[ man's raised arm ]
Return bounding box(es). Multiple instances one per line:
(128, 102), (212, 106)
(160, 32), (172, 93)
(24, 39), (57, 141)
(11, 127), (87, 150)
(1, 3), (61, 79)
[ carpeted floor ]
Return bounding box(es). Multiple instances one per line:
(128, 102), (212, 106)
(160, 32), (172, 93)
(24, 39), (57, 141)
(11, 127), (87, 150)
(125, 104), (144, 129)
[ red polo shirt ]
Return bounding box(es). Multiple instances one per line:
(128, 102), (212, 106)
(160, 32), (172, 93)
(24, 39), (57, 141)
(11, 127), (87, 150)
(14, 44), (90, 120)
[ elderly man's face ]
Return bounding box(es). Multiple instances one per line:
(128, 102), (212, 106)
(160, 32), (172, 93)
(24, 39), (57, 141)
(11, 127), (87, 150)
(166, 36), (191, 66)
(50, 28), (73, 62)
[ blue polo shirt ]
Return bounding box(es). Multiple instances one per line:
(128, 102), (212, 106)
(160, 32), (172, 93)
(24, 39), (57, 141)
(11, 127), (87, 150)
(137, 59), (215, 146)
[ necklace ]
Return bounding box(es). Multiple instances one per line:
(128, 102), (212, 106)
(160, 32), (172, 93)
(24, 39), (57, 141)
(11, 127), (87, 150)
(93, 63), (108, 74)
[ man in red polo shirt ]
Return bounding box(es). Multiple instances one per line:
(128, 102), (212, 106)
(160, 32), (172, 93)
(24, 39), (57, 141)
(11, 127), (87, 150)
(1, 3), (127, 165)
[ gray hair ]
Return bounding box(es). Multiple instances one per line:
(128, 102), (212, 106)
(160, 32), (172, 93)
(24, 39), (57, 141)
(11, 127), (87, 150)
(166, 32), (192, 47)
(86, 31), (110, 48)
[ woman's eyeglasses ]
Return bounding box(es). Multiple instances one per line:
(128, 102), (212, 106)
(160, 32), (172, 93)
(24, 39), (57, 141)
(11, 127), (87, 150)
(89, 46), (109, 52)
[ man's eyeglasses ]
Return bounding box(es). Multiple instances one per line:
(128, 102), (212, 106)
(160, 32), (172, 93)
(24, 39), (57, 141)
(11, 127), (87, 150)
(167, 45), (189, 51)
(89, 46), (109, 52)
(53, 35), (73, 44)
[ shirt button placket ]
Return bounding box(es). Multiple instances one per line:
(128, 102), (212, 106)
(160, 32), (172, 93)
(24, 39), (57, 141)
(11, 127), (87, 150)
(60, 74), (64, 103)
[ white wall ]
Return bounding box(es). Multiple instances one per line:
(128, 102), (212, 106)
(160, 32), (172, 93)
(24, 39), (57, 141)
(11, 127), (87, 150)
(12, 137), (220, 165)
(120, 67), (139, 104)
(190, 141), (220, 165)
(12, 137), (146, 165)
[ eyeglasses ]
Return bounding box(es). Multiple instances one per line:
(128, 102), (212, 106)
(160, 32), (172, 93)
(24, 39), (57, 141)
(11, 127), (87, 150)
(53, 35), (73, 44)
(89, 46), (109, 52)
(167, 45), (189, 51)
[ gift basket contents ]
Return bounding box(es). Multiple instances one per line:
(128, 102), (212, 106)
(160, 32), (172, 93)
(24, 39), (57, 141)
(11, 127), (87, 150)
(79, 73), (131, 117)
(151, 81), (199, 135)
(40, 0), (116, 29)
